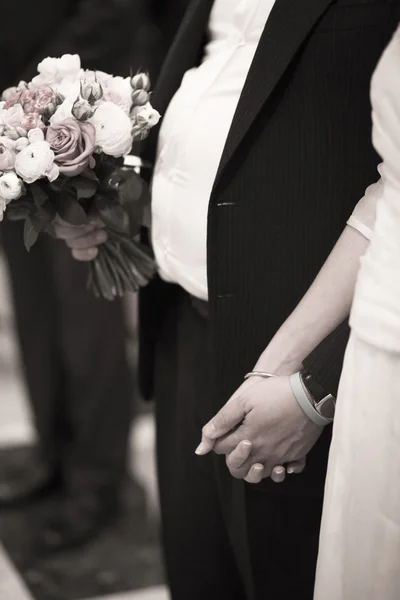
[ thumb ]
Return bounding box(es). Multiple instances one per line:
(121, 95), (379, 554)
(195, 399), (245, 456)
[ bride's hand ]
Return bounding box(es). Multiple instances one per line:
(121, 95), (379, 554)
(53, 218), (107, 261)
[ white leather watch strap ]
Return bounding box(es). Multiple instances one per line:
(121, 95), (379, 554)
(289, 372), (332, 427)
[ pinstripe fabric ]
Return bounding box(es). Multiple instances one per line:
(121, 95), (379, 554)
(140, 0), (399, 410)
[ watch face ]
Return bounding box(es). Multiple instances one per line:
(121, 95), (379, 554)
(317, 396), (336, 420)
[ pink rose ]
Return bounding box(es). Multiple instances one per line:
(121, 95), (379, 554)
(46, 118), (95, 177)
(34, 90), (54, 114)
(20, 90), (38, 114)
(0, 138), (16, 171)
(4, 91), (23, 109)
(21, 112), (43, 131)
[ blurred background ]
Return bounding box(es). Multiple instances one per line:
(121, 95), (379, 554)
(0, 1), (189, 599)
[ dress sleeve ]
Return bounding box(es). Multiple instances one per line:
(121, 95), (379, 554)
(346, 176), (384, 241)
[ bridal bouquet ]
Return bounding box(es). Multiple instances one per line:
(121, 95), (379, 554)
(0, 54), (160, 300)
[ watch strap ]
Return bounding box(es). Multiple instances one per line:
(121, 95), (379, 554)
(290, 372), (333, 427)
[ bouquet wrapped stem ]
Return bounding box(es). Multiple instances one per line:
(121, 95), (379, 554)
(88, 231), (155, 300)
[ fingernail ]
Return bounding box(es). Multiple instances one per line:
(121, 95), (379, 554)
(253, 465), (264, 473)
(242, 441), (252, 448)
(274, 466), (285, 475)
(195, 443), (206, 455)
(287, 467), (295, 474)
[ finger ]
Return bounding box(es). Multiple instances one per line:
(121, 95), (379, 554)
(65, 229), (108, 250)
(287, 456), (307, 475)
(71, 247), (99, 262)
(213, 430), (243, 456)
(271, 465), (286, 484)
(226, 441), (253, 473)
(53, 222), (96, 241)
(244, 464), (264, 485)
(200, 399), (245, 447)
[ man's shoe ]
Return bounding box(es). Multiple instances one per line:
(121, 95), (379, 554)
(35, 493), (119, 554)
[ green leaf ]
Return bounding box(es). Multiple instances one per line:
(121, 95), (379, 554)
(81, 168), (99, 183)
(6, 205), (33, 221)
(36, 199), (57, 222)
(96, 195), (129, 234)
(118, 168), (144, 203)
(24, 215), (44, 251)
(70, 175), (98, 200)
(49, 175), (68, 194)
(56, 191), (89, 226)
(30, 183), (48, 207)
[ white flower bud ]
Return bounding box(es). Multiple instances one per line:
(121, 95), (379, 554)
(16, 127), (28, 138)
(42, 102), (57, 121)
(15, 137), (30, 152)
(28, 128), (45, 144)
(0, 172), (23, 202)
(135, 104), (161, 129)
(131, 124), (150, 142)
(131, 89), (149, 107)
(5, 127), (19, 141)
(130, 72), (151, 91)
(72, 97), (94, 121)
(80, 80), (103, 104)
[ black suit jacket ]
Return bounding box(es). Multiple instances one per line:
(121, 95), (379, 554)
(139, 0), (400, 406)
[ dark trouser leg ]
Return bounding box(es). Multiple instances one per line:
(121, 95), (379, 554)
(51, 242), (133, 494)
(1, 221), (61, 463)
(154, 293), (246, 600)
(154, 290), (330, 600)
(244, 429), (330, 599)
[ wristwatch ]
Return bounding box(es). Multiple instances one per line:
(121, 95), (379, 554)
(300, 370), (336, 421)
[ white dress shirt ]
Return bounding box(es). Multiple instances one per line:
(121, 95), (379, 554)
(151, 0), (276, 300)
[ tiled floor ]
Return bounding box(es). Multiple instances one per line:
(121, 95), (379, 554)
(0, 252), (169, 600)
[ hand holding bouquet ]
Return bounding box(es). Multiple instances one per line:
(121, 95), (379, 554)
(0, 54), (160, 299)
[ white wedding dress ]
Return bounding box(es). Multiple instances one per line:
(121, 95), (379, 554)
(314, 26), (400, 600)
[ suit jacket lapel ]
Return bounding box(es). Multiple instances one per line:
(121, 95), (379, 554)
(214, 0), (333, 187)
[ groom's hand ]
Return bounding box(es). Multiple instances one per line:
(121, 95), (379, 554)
(196, 375), (323, 480)
(53, 219), (106, 261)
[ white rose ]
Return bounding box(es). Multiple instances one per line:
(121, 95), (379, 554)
(0, 172), (23, 202)
(1, 104), (24, 128)
(56, 79), (80, 101)
(103, 76), (133, 114)
(15, 141), (59, 183)
(93, 71), (113, 86)
(89, 102), (133, 157)
(31, 54), (81, 88)
(58, 54), (82, 79)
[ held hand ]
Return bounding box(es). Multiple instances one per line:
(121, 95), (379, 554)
(196, 375), (322, 480)
(224, 440), (307, 484)
(53, 218), (107, 261)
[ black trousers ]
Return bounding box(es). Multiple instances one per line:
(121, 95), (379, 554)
(1, 221), (133, 494)
(155, 291), (327, 600)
